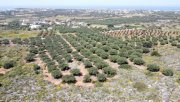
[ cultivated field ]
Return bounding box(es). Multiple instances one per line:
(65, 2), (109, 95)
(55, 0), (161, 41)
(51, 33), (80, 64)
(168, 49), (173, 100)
(0, 26), (180, 101)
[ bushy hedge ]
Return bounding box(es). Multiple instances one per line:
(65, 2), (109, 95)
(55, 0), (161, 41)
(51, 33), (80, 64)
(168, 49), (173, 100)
(2, 39), (9, 45)
(119, 52), (129, 58)
(100, 52), (109, 59)
(51, 69), (62, 79)
(109, 49), (118, 55)
(62, 75), (76, 84)
(97, 74), (106, 82)
(142, 48), (150, 53)
(84, 60), (93, 68)
(65, 55), (73, 62)
(143, 41), (152, 48)
(151, 50), (160, 56)
(171, 41), (177, 46)
(66, 48), (72, 53)
(109, 55), (119, 62)
(133, 58), (145, 65)
(129, 55), (139, 61)
(177, 44), (180, 48)
(95, 62), (109, 69)
(117, 57), (128, 65)
(103, 67), (117, 77)
(83, 74), (91, 83)
(29, 47), (38, 54)
(162, 69), (174, 76)
(147, 64), (160, 72)
(47, 65), (57, 73)
(3, 60), (15, 69)
(101, 45), (111, 52)
(70, 69), (81, 76)
(90, 47), (97, 53)
(88, 67), (98, 75)
(25, 53), (35, 62)
(60, 63), (70, 71)
(33, 64), (40, 74)
(119, 64), (132, 69)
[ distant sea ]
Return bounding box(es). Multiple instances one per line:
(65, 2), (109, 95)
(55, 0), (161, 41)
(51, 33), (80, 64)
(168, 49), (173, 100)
(0, 6), (180, 11)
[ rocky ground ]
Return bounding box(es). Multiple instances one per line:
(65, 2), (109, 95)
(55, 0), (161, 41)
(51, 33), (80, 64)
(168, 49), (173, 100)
(1, 67), (180, 102)
(0, 44), (180, 102)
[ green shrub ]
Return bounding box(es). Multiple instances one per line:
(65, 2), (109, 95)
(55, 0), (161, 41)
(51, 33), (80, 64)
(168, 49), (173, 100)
(119, 52), (129, 58)
(133, 82), (147, 92)
(103, 67), (117, 77)
(147, 64), (160, 72)
(117, 57), (128, 65)
(76, 55), (83, 61)
(33, 64), (40, 74)
(151, 50), (160, 56)
(51, 69), (62, 79)
(76, 46), (83, 52)
(84, 60), (93, 68)
(160, 41), (166, 45)
(29, 47), (38, 54)
(66, 48), (72, 53)
(70, 69), (81, 76)
(83, 74), (91, 83)
(110, 45), (119, 50)
(109, 49), (118, 55)
(95, 62), (109, 69)
(25, 53), (34, 62)
(101, 45), (111, 52)
(60, 63), (70, 71)
(65, 55), (73, 62)
(97, 74), (106, 82)
(162, 69), (174, 76)
(90, 47), (97, 53)
(171, 41), (177, 46)
(109, 55), (119, 62)
(95, 49), (104, 56)
(47, 65), (57, 73)
(135, 49), (143, 53)
(131, 52), (142, 57)
(34, 64), (41, 70)
(142, 48), (150, 53)
(129, 54), (138, 61)
(133, 58), (145, 65)
(2, 39), (9, 45)
(143, 41), (152, 48)
(119, 64), (132, 69)
(88, 67), (98, 75)
(62, 75), (76, 84)
(3, 60), (15, 69)
(177, 44), (180, 48)
(100, 52), (109, 59)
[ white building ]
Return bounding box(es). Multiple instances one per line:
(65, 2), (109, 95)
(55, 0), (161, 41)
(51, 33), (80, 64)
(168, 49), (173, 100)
(29, 24), (41, 29)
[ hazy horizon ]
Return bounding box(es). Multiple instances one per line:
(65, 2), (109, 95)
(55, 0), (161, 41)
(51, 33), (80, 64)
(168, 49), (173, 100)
(1, 6), (180, 11)
(0, 0), (180, 10)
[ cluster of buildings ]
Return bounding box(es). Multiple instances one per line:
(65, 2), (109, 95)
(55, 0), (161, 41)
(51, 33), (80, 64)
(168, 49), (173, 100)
(21, 19), (88, 30)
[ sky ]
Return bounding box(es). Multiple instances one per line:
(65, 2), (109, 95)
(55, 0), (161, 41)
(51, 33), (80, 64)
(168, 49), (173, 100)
(0, 0), (180, 9)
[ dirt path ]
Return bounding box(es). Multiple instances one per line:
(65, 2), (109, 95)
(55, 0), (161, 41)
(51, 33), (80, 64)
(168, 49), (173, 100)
(34, 57), (62, 85)
(0, 68), (11, 74)
(55, 35), (94, 87)
(60, 35), (76, 52)
(105, 59), (119, 69)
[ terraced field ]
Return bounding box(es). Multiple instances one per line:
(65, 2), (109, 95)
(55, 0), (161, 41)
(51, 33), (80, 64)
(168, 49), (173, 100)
(0, 27), (180, 101)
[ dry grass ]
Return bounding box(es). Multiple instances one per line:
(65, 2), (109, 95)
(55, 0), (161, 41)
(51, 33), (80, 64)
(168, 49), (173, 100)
(0, 30), (39, 39)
